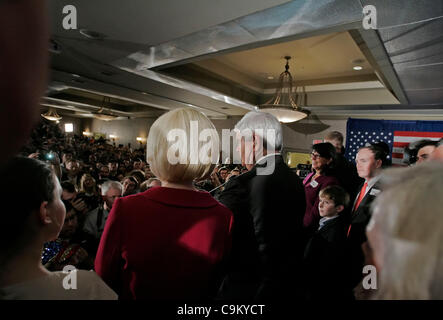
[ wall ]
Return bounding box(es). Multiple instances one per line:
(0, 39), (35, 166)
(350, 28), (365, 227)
(282, 118), (347, 153)
(88, 117), (156, 147)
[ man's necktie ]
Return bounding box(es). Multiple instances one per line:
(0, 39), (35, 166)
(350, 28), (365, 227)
(347, 181), (368, 237)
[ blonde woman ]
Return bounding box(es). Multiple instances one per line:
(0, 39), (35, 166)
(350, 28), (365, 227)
(367, 162), (443, 299)
(95, 108), (233, 300)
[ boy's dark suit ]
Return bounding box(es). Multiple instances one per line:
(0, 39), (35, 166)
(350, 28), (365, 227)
(303, 215), (350, 300)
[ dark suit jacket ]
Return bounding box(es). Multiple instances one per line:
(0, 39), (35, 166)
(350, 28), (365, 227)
(303, 214), (350, 300)
(347, 179), (381, 288)
(216, 155), (306, 300)
(334, 154), (364, 202)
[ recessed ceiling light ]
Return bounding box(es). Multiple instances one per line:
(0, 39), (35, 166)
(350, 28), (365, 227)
(353, 66), (363, 71)
(72, 74), (80, 78)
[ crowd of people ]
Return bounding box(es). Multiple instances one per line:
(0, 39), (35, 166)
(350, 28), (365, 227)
(1, 108), (443, 301)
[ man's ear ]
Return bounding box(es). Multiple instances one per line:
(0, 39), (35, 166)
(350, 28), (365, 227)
(375, 159), (383, 169)
(336, 204), (345, 214)
(38, 201), (52, 225)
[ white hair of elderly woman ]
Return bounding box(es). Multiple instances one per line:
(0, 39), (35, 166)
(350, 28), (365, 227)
(367, 161), (443, 299)
(234, 110), (283, 152)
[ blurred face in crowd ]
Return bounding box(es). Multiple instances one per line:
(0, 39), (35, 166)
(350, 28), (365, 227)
(219, 169), (229, 181)
(83, 175), (95, 189)
(324, 139), (342, 154)
(108, 162), (119, 172)
(318, 195), (343, 218)
(123, 178), (137, 195)
(103, 187), (122, 211)
(100, 165), (110, 178)
(66, 160), (80, 175)
(230, 169), (240, 177)
(62, 188), (77, 201)
(59, 209), (78, 239)
(148, 180), (161, 188)
(62, 153), (73, 164)
(310, 151), (331, 174)
(356, 148), (382, 180)
(417, 145), (436, 163)
(133, 161), (144, 170)
(144, 167), (154, 179)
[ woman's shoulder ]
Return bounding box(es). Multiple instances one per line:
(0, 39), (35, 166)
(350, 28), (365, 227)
(319, 174), (340, 185)
(0, 270), (117, 300)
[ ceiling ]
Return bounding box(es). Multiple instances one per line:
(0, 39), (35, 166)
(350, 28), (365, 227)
(195, 31), (374, 86)
(45, 0), (443, 123)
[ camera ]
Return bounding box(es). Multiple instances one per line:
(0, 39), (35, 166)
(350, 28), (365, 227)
(45, 153), (55, 160)
(37, 151), (56, 163)
(295, 163), (312, 179)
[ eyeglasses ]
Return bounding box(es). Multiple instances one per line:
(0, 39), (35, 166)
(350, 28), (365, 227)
(311, 152), (322, 159)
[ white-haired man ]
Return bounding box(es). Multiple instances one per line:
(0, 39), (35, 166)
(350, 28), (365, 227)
(217, 110), (306, 300)
(83, 180), (123, 240)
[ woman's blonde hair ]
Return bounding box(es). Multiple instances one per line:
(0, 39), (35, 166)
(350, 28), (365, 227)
(146, 108), (219, 182)
(369, 162), (443, 299)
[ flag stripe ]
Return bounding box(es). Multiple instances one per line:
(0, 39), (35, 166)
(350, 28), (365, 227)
(393, 142), (410, 148)
(392, 152), (404, 159)
(394, 131), (443, 138)
(393, 136), (441, 143)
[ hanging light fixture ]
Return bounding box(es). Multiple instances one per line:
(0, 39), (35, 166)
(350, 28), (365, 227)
(92, 97), (118, 121)
(41, 108), (62, 121)
(258, 56), (308, 123)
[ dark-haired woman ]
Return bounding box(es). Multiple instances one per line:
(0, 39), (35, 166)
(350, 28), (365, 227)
(0, 157), (116, 300)
(302, 143), (341, 238)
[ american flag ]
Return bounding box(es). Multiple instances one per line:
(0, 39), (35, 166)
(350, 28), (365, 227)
(346, 129), (394, 162)
(345, 118), (443, 165)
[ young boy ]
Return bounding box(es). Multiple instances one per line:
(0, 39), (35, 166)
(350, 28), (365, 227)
(303, 185), (351, 300)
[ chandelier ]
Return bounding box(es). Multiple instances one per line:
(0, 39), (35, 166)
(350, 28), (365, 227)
(92, 97), (118, 121)
(41, 108), (62, 121)
(258, 56), (308, 123)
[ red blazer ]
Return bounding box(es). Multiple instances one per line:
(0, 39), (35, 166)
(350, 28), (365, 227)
(95, 186), (233, 300)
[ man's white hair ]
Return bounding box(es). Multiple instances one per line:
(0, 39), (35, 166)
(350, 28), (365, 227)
(368, 162), (443, 299)
(101, 180), (123, 196)
(234, 110), (283, 151)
